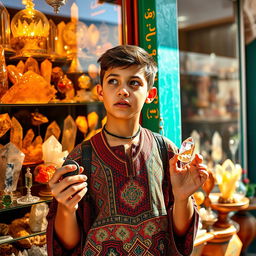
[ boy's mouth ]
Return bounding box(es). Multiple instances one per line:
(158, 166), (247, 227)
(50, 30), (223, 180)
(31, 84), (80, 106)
(114, 100), (131, 106)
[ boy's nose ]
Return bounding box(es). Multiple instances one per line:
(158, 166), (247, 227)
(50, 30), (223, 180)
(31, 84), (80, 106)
(118, 87), (129, 97)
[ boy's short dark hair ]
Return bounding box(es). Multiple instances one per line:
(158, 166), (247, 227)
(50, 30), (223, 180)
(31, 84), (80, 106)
(97, 45), (158, 89)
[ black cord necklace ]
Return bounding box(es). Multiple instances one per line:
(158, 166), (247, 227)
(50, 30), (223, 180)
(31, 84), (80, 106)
(103, 125), (141, 139)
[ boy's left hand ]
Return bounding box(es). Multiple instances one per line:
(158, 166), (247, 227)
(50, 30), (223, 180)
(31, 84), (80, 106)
(169, 153), (209, 201)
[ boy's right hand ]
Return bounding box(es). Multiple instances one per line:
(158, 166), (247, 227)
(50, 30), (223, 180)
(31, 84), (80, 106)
(48, 164), (88, 213)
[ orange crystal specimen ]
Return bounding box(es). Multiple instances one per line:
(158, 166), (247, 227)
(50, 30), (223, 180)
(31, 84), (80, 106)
(10, 116), (23, 149)
(1, 71), (56, 103)
(40, 59), (52, 84)
(0, 113), (12, 137)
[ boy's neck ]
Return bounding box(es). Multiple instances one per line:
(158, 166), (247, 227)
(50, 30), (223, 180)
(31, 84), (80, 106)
(103, 121), (141, 147)
(103, 125), (141, 140)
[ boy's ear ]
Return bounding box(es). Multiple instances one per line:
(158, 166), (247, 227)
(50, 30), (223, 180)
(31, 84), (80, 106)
(145, 87), (157, 104)
(96, 84), (104, 101)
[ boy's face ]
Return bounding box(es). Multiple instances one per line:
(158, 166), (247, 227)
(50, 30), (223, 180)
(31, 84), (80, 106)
(97, 65), (157, 121)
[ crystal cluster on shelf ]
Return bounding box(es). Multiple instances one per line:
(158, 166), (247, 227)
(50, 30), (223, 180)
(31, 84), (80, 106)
(29, 202), (49, 232)
(42, 135), (68, 167)
(215, 159), (242, 203)
(1, 71), (56, 103)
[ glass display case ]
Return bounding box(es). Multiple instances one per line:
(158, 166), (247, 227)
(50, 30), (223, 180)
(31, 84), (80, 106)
(0, 0), (123, 254)
(177, 0), (245, 168)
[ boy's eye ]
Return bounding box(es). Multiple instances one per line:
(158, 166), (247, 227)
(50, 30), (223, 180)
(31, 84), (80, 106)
(108, 78), (119, 85)
(129, 80), (141, 87)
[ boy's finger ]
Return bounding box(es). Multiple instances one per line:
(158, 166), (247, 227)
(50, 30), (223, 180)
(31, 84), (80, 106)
(49, 165), (81, 186)
(79, 166), (84, 174)
(198, 169), (209, 184)
(190, 153), (203, 166)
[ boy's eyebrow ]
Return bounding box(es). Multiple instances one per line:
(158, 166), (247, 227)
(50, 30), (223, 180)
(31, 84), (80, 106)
(106, 73), (120, 78)
(106, 74), (142, 80)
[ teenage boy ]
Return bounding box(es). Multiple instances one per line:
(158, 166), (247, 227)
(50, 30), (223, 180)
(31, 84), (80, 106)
(47, 45), (208, 256)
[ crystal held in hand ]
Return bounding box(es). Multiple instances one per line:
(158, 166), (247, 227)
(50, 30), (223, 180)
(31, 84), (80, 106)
(178, 137), (195, 164)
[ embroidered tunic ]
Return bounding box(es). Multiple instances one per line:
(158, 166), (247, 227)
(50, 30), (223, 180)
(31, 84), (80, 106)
(47, 128), (199, 256)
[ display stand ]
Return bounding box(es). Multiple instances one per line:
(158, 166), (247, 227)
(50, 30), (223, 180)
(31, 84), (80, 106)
(201, 225), (242, 256)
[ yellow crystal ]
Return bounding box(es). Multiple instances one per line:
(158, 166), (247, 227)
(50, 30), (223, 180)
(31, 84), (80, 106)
(1, 71), (56, 103)
(23, 134), (43, 163)
(24, 57), (40, 74)
(17, 60), (25, 74)
(10, 117), (23, 149)
(22, 129), (34, 149)
(75, 116), (88, 134)
(215, 159), (242, 201)
(40, 59), (52, 84)
(0, 113), (12, 137)
(7, 65), (23, 84)
(0, 46), (8, 99)
(44, 121), (61, 141)
(87, 112), (98, 131)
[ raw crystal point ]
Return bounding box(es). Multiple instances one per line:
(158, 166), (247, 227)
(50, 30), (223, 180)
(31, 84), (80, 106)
(24, 57), (40, 74)
(87, 112), (98, 131)
(44, 121), (61, 141)
(48, 19), (57, 54)
(7, 65), (23, 84)
(22, 129), (35, 149)
(0, 142), (25, 191)
(0, 2), (11, 48)
(17, 60), (25, 74)
(61, 115), (77, 153)
(24, 135), (43, 163)
(10, 117), (23, 150)
(178, 137), (195, 163)
(0, 113), (11, 137)
(42, 135), (67, 167)
(40, 59), (52, 84)
(0, 46), (8, 99)
(32, 135), (43, 147)
(75, 115), (88, 134)
(1, 71), (56, 103)
(211, 131), (223, 163)
(29, 202), (49, 232)
(56, 21), (66, 55)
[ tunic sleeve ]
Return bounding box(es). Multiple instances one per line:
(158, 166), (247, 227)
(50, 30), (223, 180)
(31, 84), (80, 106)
(163, 137), (199, 256)
(46, 143), (93, 256)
